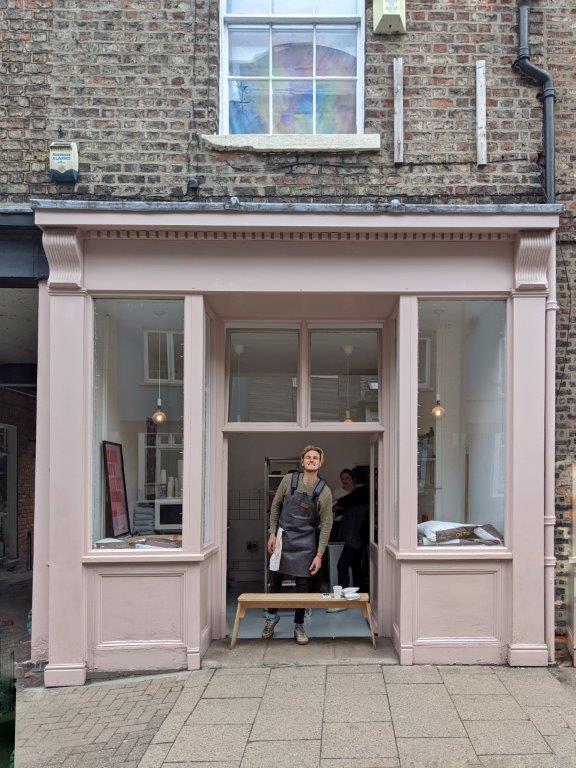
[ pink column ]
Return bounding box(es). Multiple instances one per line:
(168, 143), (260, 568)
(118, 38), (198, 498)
(44, 292), (88, 686)
(31, 281), (50, 663)
(508, 294), (548, 666)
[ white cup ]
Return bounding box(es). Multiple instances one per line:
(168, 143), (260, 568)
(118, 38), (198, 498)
(333, 585), (343, 598)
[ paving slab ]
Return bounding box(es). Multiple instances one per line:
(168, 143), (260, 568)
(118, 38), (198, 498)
(268, 666), (326, 686)
(263, 638), (336, 663)
(451, 695), (527, 721)
(163, 763), (240, 768)
(241, 740), (321, 768)
(202, 671), (269, 699)
(323, 693), (391, 722)
(397, 737), (480, 767)
(464, 721), (552, 756)
(524, 707), (570, 736)
(387, 683), (466, 738)
(202, 640), (267, 667)
(151, 709), (189, 744)
(442, 674), (509, 695)
(383, 666), (442, 684)
(250, 698), (323, 740)
(321, 760), (399, 767)
(479, 758), (560, 768)
(498, 677), (567, 708)
(322, 721), (398, 761)
(326, 672), (385, 696)
(186, 697), (261, 724)
(165, 723), (251, 763)
(544, 731), (576, 761)
(327, 664), (384, 675)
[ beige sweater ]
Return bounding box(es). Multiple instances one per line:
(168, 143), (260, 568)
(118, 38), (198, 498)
(268, 473), (333, 556)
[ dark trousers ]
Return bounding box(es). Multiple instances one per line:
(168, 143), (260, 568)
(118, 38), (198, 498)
(268, 571), (311, 624)
(337, 544), (363, 589)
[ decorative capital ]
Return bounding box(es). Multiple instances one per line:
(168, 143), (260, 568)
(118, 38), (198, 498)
(514, 230), (552, 291)
(42, 228), (83, 290)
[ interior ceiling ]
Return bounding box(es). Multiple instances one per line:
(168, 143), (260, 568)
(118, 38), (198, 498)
(207, 292), (397, 320)
(0, 288), (38, 364)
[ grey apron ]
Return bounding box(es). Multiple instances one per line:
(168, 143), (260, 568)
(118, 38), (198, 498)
(278, 473), (324, 578)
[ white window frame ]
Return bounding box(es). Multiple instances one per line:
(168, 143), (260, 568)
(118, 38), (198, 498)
(143, 329), (184, 384)
(219, 1), (365, 136)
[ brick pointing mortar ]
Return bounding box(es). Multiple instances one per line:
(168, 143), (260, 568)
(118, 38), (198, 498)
(1, 0), (575, 652)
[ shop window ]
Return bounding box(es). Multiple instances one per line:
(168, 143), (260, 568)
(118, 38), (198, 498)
(92, 299), (184, 549)
(417, 300), (506, 547)
(222, 0), (363, 135)
(227, 330), (298, 422)
(310, 329), (379, 422)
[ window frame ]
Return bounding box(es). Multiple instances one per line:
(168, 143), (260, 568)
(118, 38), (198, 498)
(219, 1), (365, 136)
(143, 329), (184, 384)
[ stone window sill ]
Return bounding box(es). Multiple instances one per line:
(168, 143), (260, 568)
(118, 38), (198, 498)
(202, 134), (381, 153)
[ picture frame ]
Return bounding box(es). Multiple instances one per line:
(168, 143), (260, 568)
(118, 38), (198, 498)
(102, 441), (131, 537)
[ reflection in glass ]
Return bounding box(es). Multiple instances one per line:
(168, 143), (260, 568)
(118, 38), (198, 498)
(229, 80), (269, 134)
(228, 0), (269, 12)
(310, 330), (379, 422)
(228, 331), (298, 422)
(229, 29), (269, 76)
(316, 28), (357, 76)
(273, 80), (313, 133)
(272, 29), (313, 77)
(316, 81), (356, 133)
(417, 300), (506, 547)
(92, 299), (184, 548)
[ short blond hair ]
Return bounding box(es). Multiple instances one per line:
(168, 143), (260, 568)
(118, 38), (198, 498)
(300, 445), (325, 466)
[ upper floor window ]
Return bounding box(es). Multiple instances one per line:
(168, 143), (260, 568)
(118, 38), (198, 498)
(222, 0), (364, 135)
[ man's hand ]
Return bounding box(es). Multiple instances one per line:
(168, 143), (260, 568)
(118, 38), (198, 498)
(267, 534), (276, 555)
(309, 554), (322, 576)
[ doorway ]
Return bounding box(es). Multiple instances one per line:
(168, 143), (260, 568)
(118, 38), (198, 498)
(225, 432), (380, 641)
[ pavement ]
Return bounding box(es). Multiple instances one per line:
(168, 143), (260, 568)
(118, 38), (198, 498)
(14, 661), (576, 768)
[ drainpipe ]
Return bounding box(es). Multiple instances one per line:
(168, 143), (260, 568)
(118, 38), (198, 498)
(513, 0), (557, 664)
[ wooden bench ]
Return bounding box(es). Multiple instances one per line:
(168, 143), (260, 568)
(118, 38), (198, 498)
(230, 592), (377, 650)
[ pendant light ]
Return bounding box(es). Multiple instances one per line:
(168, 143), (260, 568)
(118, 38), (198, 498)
(342, 344), (354, 423)
(431, 394), (445, 419)
(151, 331), (167, 425)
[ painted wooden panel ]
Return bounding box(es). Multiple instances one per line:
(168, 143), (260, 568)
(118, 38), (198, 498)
(99, 572), (184, 643)
(415, 569), (499, 640)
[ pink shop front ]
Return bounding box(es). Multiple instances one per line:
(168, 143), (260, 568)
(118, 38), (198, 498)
(30, 201), (560, 686)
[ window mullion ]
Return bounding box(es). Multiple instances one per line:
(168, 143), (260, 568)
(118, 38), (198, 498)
(299, 321), (310, 427)
(312, 25), (317, 135)
(268, 25), (273, 134)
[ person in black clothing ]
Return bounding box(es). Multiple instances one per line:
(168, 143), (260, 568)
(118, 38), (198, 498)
(334, 467), (369, 590)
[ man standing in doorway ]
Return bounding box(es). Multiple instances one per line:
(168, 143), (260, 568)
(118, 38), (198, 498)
(263, 445), (333, 645)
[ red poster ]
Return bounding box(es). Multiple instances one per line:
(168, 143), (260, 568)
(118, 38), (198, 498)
(102, 441), (130, 537)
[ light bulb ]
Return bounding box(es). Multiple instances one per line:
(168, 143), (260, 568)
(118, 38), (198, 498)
(152, 397), (167, 425)
(431, 400), (445, 419)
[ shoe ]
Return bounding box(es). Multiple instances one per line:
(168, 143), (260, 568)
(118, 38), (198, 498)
(326, 607), (347, 613)
(262, 614), (280, 639)
(294, 625), (309, 645)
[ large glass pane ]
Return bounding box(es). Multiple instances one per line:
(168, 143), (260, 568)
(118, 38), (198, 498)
(310, 330), (379, 422)
(273, 80), (312, 133)
(228, 330), (298, 422)
(417, 300), (506, 547)
(229, 28), (269, 77)
(316, 0), (358, 12)
(316, 28), (357, 76)
(272, 28), (313, 76)
(316, 80), (356, 133)
(92, 299), (184, 549)
(272, 0), (313, 12)
(228, 0), (269, 12)
(229, 79), (269, 134)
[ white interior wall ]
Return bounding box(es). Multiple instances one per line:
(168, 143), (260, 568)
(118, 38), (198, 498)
(227, 432), (372, 586)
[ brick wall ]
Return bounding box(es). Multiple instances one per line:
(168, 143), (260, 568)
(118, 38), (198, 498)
(0, 0), (575, 646)
(0, 390), (36, 570)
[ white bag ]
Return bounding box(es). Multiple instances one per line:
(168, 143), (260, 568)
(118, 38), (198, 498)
(269, 527), (283, 572)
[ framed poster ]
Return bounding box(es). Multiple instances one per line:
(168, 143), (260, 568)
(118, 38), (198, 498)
(102, 441), (131, 537)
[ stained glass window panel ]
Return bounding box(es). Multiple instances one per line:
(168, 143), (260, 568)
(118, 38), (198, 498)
(272, 29), (313, 77)
(316, 28), (357, 76)
(229, 80), (269, 134)
(229, 29), (269, 77)
(316, 81), (356, 133)
(315, 0), (358, 12)
(273, 80), (313, 133)
(228, 0), (269, 12)
(272, 0), (314, 12)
